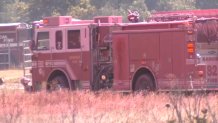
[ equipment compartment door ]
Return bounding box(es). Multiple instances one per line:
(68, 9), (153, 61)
(112, 34), (130, 90)
(159, 32), (173, 89)
(172, 31), (186, 88)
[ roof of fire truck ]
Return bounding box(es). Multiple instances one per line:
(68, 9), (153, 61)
(33, 8), (218, 29)
(33, 16), (199, 30)
(33, 16), (125, 28)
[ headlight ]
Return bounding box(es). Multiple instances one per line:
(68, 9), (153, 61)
(196, 53), (201, 58)
(27, 81), (33, 86)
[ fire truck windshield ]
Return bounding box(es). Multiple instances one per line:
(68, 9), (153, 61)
(36, 31), (49, 50)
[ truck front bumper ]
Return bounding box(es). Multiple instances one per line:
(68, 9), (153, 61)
(20, 77), (32, 91)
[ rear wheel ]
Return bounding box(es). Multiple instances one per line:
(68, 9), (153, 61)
(133, 74), (154, 91)
(47, 75), (69, 91)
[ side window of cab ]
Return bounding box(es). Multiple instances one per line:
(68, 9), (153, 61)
(55, 31), (63, 50)
(67, 30), (81, 49)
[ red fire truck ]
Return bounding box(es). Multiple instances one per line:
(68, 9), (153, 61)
(21, 9), (218, 92)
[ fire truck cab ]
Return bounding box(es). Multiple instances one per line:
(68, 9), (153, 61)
(25, 16), (122, 91)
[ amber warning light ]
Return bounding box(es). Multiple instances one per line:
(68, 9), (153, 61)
(187, 42), (194, 53)
(43, 19), (49, 24)
(187, 30), (194, 35)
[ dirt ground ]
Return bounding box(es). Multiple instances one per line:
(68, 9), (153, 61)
(0, 69), (24, 90)
(0, 69), (23, 83)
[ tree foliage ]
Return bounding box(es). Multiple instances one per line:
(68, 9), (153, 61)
(156, 0), (196, 11)
(67, 0), (96, 19)
(4, 0), (29, 22)
(196, 0), (218, 9)
(0, 0), (217, 23)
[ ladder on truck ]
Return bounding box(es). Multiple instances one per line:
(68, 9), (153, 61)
(23, 40), (32, 79)
(0, 40), (11, 69)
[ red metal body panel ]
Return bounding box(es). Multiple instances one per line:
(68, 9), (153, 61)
(113, 28), (204, 90)
(31, 51), (91, 89)
(112, 34), (130, 90)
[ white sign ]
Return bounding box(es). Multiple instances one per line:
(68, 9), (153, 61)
(0, 34), (14, 43)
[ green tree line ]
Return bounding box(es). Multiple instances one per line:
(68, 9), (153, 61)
(0, 0), (217, 23)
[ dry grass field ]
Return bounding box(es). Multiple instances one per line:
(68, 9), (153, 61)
(0, 91), (217, 123)
(0, 69), (23, 83)
(0, 69), (24, 90)
(0, 69), (218, 123)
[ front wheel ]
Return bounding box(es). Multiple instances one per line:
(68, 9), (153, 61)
(47, 75), (69, 91)
(133, 74), (155, 92)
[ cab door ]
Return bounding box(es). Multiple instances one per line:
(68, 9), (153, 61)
(32, 29), (51, 86)
(79, 26), (91, 87)
(65, 26), (91, 89)
(65, 27), (83, 80)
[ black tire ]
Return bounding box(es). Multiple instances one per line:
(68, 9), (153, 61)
(133, 74), (155, 91)
(48, 75), (69, 91)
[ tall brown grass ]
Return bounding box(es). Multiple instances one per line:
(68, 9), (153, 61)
(0, 90), (217, 123)
(0, 69), (23, 83)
